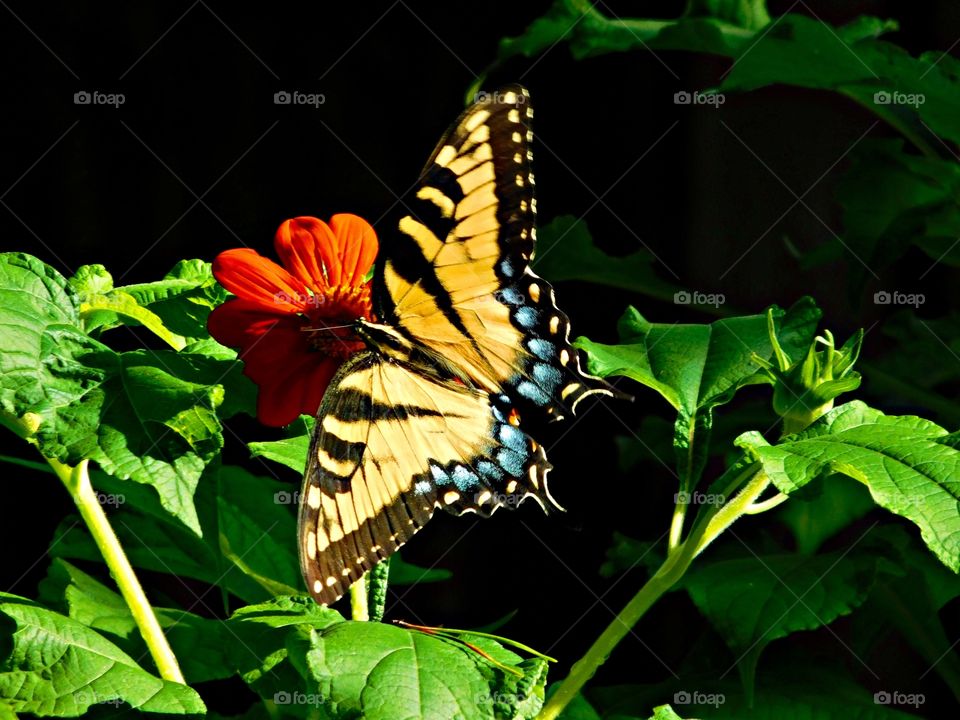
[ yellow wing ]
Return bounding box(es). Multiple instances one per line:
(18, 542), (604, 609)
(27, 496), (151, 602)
(374, 85), (618, 421)
(298, 351), (553, 606)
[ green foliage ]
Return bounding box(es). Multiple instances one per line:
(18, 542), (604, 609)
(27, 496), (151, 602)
(0, 592), (206, 715)
(4, 2), (960, 717)
(738, 401), (960, 572)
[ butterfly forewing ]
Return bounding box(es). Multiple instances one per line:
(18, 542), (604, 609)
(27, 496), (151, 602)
(376, 85), (616, 421)
(298, 351), (553, 606)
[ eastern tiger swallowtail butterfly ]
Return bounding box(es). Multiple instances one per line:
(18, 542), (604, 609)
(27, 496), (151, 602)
(298, 85), (621, 605)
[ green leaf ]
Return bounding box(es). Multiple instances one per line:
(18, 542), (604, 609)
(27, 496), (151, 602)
(37, 559), (233, 684)
(304, 621), (547, 719)
(51, 464), (298, 604)
(648, 705), (687, 720)
(576, 299), (819, 487)
(852, 525), (960, 700)
(388, 554), (453, 585)
(248, 416), (313, 472)
(226, 596), (343, 711)
(0, 253), (225, 534)
(531, 216), (680, 302)
(776, 473), (877, 554)
(121, 259), (228, 342)
(216, 465), (302, 596)
(738, 401), (960, 572)
(721, 14), (960, 145)
(684, 0), (769, 29)
(0, 253), (107, 447)
(0, 592), (205, 716)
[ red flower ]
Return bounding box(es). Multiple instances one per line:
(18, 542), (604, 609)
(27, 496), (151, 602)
(208, 214), (378, 426)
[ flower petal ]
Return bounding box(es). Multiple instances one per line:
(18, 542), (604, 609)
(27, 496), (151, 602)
(331, 213), (379, 286)
(275, 216), (341, 291)
(256, 353), (338, 426)
(213, 248), (309, 313)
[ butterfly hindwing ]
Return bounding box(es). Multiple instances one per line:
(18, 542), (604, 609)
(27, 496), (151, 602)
(298, 351), (554, 606)
(375, 85), (617, 421)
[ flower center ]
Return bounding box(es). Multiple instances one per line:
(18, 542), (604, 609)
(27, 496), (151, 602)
(300, 285), (372, 360)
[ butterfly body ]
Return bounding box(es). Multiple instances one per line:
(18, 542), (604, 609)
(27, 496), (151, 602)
(298, 86), (621, 605)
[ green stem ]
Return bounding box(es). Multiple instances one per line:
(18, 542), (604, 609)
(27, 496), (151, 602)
(538, 465), (770, 720)
(48, 457), (185, 683)
(367, 558), (390, 623)
(350, 575), (369, 621)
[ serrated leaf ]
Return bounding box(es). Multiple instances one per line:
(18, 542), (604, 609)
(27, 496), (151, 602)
(576, 299), (819, 487)
(121, 259), (228, 342)
(531, 216), (680, 302)
(737, 401), (960, 571)
(304, 621), (547, 719)
(0, 592), (204, 716)
(37, 559), (233, 684)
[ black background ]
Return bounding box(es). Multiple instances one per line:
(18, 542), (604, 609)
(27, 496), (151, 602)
(2, 1), (958, 716)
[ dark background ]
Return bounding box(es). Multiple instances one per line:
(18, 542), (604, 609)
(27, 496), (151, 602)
(2, 1), (958, 716)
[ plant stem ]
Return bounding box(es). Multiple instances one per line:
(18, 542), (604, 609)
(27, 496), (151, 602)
(48, 457), (186, 684)
(538, 466), (770, 720)
(367, 558), (390, 622)
(350, 575), (369, 621)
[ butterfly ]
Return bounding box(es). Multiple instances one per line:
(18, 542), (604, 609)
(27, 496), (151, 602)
(298, 85), (621, 605)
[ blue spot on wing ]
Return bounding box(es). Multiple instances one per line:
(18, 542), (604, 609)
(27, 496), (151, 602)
(497, 448), (525, 476)
(430, 465), (450, 485)
(501, 259), (515, 278)
(452, 465), (480, 491)
(533, 363), (563, 393)
(498, 424), (527, 452)
(515, 307), (537, 329)
(528, 338), (555, 360)
(414, 480), (432, 496)
(478, 460), (504, 481)
(496, 287), (524, 306)
(517, 380), (550, 405)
